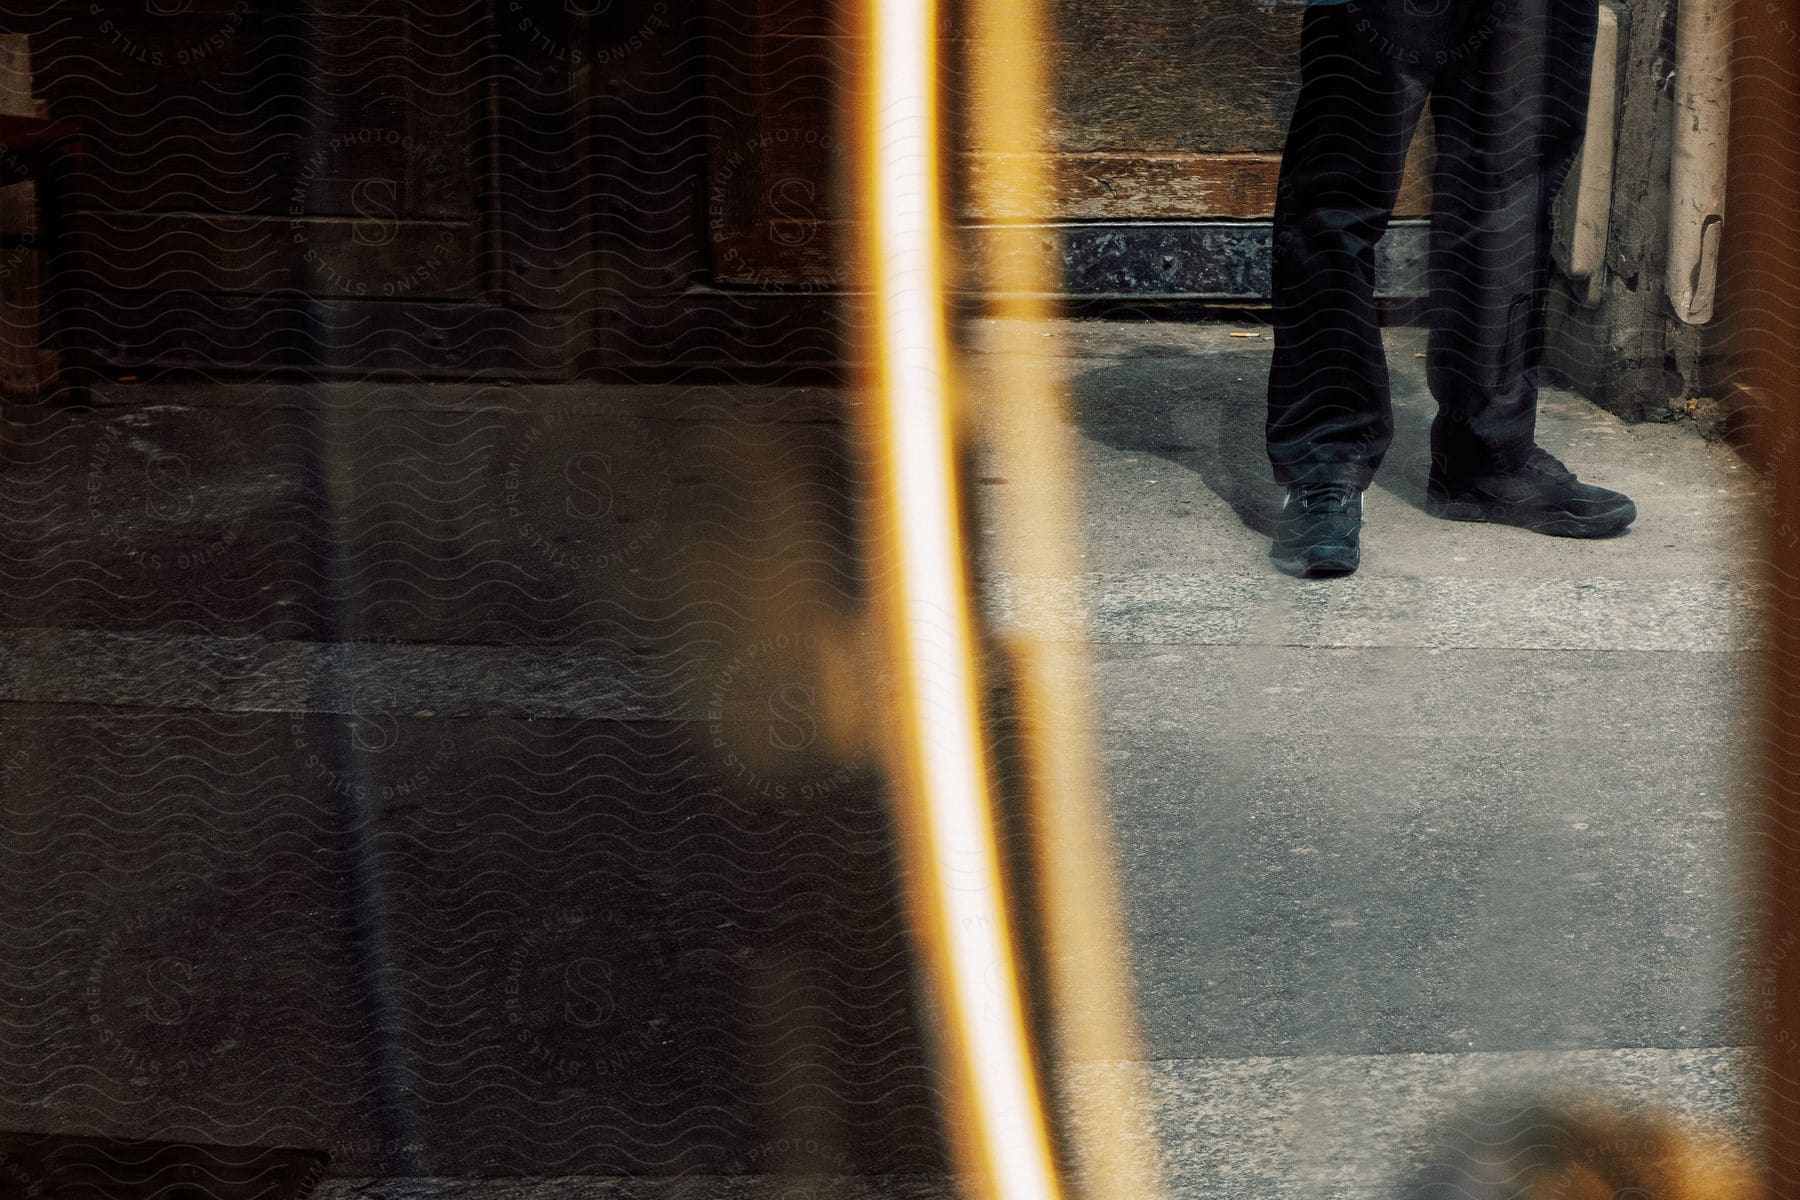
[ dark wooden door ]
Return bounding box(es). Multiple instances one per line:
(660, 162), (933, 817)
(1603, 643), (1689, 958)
(23, 0), (590, 375)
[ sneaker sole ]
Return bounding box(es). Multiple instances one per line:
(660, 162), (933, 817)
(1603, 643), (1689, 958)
(1271, 546), (1360, 577)
(1426, 495), (1636, 538)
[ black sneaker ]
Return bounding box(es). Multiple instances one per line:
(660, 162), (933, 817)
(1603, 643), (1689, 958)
(1271, 482), (1362, 577)
(1426, 446), (1636, 537)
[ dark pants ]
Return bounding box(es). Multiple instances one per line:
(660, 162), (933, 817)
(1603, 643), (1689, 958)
(1265, 0), (1599, 488)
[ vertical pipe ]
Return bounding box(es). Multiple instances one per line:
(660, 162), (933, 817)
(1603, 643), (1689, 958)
(1667, 0), (1731, 323)
(1567, 4), (1621, 300)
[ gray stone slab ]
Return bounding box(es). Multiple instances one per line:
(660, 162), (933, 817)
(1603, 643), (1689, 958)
(1103, 726), (1748, 1059)
(1088, 644), (1748, 743)
(316, 1177), (955, 1200)
(986, 571), (1760, 651)
(309, 1047), (1754, 1200)
(1078, 1047), (1756, 1200)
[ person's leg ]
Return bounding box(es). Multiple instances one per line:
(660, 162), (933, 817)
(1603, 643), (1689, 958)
(1424, 0), (1599, 475)
(1421, 0), (1632, 535)
(1266, 0), (1465, 489)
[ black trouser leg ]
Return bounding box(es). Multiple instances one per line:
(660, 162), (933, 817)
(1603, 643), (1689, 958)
(1268, 0), (1598, 488)
(1266, 1), (1457, 488)
(1424, 0), (1598, 477)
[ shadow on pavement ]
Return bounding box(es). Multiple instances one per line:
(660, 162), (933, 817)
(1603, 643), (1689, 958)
(1066, 333), (1446, 540)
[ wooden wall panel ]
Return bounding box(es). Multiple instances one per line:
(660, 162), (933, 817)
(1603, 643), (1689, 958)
(1041, 1), (1304, 154)
(34, 4), (476, 223)
(708, 0), (1433, 286)
(16, 0), (600, 375)
(66, 213), (480, 300)
(0, 33), (55, 394)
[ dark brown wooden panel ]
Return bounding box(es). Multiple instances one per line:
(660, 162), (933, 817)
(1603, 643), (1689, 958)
(73, 289), (585, 376)
(966, 153), (1285, 220)
(33, 4), (479, 221)
(1043, 1), (1303, 154)
(709, 0), (1433, 286)
(69, 212), (481, 299)
(487, 0), (594, 309)
(965, 135), (1433, 220)
(14, 0), (578, 372)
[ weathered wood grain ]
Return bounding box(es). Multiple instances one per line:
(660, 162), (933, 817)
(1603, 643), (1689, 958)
(713, 0), (1434, 284)
(0, 33), (53, 395)
(68, 212), (482, 300)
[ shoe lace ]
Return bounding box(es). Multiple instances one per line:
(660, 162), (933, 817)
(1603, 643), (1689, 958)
(1295, 481), (1359, 511)
(1523, 446), (1577, 485)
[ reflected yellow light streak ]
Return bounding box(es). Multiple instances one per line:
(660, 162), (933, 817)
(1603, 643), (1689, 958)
(854, 0), (1065, 1196)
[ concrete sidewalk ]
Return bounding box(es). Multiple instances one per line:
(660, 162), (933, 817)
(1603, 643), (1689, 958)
(972, 318), (1764, 1197)
(0, 318), (1763, 1199)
